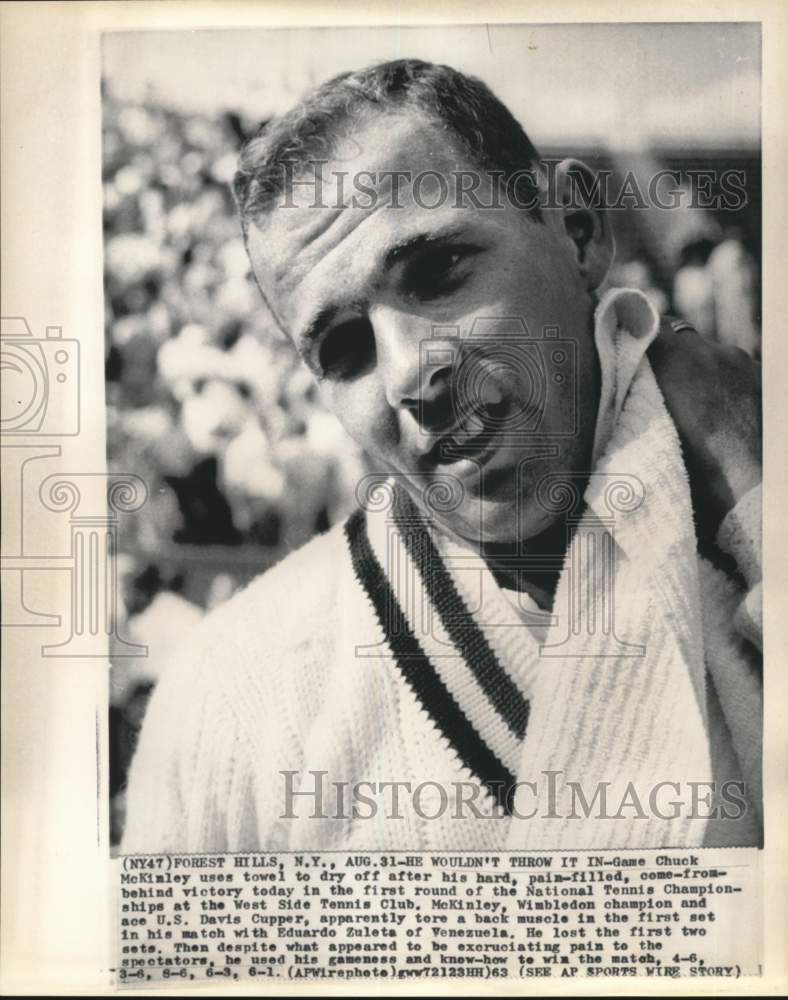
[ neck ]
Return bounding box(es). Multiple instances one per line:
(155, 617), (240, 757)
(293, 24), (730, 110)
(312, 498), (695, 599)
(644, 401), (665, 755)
(481, 496), (587, 611)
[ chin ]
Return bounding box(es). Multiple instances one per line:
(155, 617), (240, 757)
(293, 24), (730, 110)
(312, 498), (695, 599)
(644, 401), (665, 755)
(460, 489), (565, 547)
(434, 497), (522, 549)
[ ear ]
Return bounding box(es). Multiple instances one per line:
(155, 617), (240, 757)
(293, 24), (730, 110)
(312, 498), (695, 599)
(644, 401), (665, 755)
(552, 158), (614, 291)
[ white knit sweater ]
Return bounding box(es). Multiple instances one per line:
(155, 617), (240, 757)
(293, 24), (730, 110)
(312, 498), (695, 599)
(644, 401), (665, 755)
(121, 290), (762, 853)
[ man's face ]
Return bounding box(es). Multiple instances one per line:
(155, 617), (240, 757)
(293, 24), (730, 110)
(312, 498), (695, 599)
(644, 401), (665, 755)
(247, 112), (601, 546)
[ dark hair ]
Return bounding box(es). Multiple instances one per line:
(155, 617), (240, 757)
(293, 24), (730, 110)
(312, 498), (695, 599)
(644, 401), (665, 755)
(233, 58), (542, 237)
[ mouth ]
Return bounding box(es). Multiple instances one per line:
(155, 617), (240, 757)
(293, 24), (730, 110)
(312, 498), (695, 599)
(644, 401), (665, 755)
(420, 403), (507, 479)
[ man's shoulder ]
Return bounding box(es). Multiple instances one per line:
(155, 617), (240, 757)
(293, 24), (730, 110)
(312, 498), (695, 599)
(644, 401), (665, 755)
(647, 315), (761, 544)
(172, 518), (352, 675)
(242, 516), (350, 607)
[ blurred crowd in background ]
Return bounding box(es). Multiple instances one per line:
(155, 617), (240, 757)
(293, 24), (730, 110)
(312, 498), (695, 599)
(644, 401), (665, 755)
(105, 85), (761, 845)
(104, 91), (369, 841)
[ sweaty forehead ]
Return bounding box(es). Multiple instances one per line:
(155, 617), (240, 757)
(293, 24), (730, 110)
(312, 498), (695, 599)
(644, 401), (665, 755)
(245, 112), (481, 334)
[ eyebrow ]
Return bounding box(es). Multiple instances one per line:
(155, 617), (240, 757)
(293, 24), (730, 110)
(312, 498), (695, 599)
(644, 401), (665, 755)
(298, 304), (340, 354)
(383, 222), (469, 268)
(295, 221), (471, 351)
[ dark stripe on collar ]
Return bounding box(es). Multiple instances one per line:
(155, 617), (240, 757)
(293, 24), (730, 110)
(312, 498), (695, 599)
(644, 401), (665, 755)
(344, 508), (515, 814)
(393, 488), (531, 741)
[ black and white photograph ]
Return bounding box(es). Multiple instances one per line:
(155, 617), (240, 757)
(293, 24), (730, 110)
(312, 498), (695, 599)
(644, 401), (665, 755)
(103, 22), (764, 855)
(7, 5), (788, 991)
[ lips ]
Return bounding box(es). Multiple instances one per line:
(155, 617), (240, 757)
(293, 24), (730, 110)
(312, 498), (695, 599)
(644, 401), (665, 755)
(422, 402), (506, 473)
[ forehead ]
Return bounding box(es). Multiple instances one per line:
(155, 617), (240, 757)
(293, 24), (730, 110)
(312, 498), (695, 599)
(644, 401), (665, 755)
(245, 112), (493, 336)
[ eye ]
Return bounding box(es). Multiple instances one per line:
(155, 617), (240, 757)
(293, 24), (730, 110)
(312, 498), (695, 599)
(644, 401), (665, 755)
(318, 317), (376, 380)
(406, 244), (478, 301)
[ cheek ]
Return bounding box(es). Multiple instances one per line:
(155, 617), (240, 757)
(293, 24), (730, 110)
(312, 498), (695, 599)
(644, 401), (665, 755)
(321, 378), (398, 454)
(497, 235), (587, 328)
(504, 279), (579, 334)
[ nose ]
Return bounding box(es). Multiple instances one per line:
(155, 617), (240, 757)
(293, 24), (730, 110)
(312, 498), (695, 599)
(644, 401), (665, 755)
(373, 306), (453, 426)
